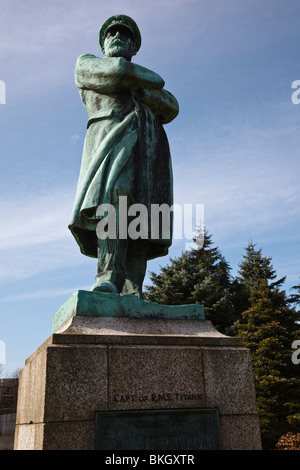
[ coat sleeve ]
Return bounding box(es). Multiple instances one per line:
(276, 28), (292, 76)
(74, 54), (165, 93)
(74, 54), (124, 92)
(141, 88), (179, 124)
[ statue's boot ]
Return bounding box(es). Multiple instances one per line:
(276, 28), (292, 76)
(92, 238), (126, 294)
(91, 269), (124, 294)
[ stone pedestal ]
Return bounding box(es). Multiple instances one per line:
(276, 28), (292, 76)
(14, 292), (261, 450)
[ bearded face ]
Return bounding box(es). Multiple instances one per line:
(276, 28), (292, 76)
(104, 25), (136, 61)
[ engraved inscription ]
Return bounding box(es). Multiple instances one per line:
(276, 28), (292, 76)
(113, 392), (203, 403)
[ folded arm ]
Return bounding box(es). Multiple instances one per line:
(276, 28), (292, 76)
(75, 54), (165, 93)
(140, 88), (179, 124)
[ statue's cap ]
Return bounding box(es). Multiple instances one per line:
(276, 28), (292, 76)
(99, 15), (141, 53)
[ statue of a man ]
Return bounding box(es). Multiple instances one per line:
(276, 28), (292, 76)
(69, 15), (179, 298)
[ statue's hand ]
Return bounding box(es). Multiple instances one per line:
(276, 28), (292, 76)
(139, 88), (179, 124)
(117, 58), (165, 91)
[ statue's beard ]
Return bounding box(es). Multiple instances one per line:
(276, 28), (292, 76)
(105, 39), (135, 60)
(108, 44), (124, 55)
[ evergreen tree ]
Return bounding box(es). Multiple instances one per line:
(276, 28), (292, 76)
(236, 280), (300, 449)
(144, 229), (234, 333)
(237, 240), (283, 290)
(232, 240), (286, 318)
(289, 278), (300, 310)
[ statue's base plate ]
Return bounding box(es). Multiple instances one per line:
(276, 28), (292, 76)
(52, 290), (205, 333)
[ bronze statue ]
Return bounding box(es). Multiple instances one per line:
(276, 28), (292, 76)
(69, 15), (179, 297)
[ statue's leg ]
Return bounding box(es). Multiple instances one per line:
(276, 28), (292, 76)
(91, 237), (127, 293)
(91, 138), (136, 294)
(122, 239), (148, 298)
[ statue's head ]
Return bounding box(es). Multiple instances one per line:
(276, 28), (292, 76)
(99, 15), (141, 61)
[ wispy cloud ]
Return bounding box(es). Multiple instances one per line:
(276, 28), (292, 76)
(172, 105), (300, 242)
(0, 239), (86, 284)
(0, 188), (73, 251)
(0, 285), (91, 304)
(0, 186), (89, 283)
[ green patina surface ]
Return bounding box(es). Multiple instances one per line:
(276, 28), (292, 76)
(52, 290), (205, 333)
(55, 15), (205, 331)
(68, 15), (179, 298)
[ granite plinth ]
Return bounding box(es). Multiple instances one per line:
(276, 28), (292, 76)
(14, 298), (261, 450)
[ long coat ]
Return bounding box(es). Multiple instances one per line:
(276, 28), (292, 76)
(68, 54), (179, 261)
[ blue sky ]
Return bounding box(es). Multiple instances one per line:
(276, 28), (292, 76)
(0, 0), (300, 375)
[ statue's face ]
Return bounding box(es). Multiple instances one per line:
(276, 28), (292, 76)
(104, 25), (136, 60)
